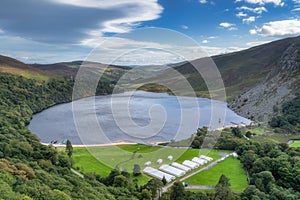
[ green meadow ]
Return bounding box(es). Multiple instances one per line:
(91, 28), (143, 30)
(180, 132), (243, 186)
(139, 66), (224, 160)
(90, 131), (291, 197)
(72, 144), (244, 187)
(185, 156), (248, 192)
(290, 140), (300, 148)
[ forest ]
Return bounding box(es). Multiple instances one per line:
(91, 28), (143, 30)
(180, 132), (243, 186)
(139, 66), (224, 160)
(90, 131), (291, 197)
(270, 95), (300, 133)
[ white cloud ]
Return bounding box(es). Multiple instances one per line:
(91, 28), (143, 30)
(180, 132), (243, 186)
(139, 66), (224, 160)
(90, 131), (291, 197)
(219, 22), (235, 28)
(250, 19), (300, 37)
(181, 25), (189, 29)
(246, 40), (271, 46)
(50, 0), (163, 38)
(236, 12), (248, 17)
(292, 7), (300, 11)
(0, 28), (4, 34)
(208, 36), (217, 39)
(237, 6), (267, 14)
(243, 16), (256, 23)
(202, 40), (209, 43)
(292, 0), (300, 12)
(249, 29), (257, 35)
(242, 0), (284, 6)
(199, 0), (208, 3)
(202, 46), (245, 55)
(219, 22), (238, 31)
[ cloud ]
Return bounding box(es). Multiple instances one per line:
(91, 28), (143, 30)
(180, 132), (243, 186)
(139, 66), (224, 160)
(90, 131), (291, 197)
(202, 40), (209, 43)
(250, 19), (300, 37)
(292, 0), (300, 11)
(202, 46), (245, 55)
(0, 0), (163, 45)
(208, 36), (217, 39)
(240, 0), (284, 6)
(199, 0), (208, 3)
(181, 25), (189, 29)
(219, 22), (235, 28)
(292, 8), (300, 11)
(236, 12), (248, 17)
(219, 22), (238, 31)
(246, 40), (271, 46)
(243, 16), (256, 23)
(237, 6), (267, 14)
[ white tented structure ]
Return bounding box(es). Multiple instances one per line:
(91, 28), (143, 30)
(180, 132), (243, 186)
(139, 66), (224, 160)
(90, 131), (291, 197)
(200, 155), (213, 162)
(144, 161), (151, 166)
(232, 152), (238, 158)
(192, 157), (207, 165)
(159, 164), (186, 177)
(157, 159), (163, 164)
(167, 155), (173, 161)
(182, 160), (199, 169)
(171, 162), (191, 172)
(143, 167), (175, 182)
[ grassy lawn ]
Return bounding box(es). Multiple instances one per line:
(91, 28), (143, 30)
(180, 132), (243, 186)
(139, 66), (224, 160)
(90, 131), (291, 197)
(72, 144), (231, 185)
(185, 157), (248, 193)
(290, 140), (300, 148)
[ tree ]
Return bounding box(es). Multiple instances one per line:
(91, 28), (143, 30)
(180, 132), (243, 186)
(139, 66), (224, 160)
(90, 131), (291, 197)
(113, 175), (128, 188)
(162, 176), (167, 186)
(146, 179), (163, 199)
(138, 189), (152, 200)
(170, 181), (184, 200)
(253, 171), (275, 193)
(214, 174), (233, 200)
(232, 127), (243, 138)
(245, 131), (252, 138)
(65, 140), (73, 158)
(133, 164), (141, 176)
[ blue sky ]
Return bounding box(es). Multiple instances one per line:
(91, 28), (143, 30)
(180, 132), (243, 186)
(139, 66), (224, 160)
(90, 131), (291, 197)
(0, 0), (299, 64)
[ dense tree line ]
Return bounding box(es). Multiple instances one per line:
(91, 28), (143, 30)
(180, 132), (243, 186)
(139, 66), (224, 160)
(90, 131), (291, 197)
(0, 73), (137, 199)
(270, 95), (300, 133)
(190, 127), (246, 150)
(237, 141), (300, 199)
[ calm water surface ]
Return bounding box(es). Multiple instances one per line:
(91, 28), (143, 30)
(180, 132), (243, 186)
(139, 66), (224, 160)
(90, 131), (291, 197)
(28, 91), (251, 145)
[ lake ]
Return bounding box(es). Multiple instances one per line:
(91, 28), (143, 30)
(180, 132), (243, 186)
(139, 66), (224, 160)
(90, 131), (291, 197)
(28, 91), (251, 145)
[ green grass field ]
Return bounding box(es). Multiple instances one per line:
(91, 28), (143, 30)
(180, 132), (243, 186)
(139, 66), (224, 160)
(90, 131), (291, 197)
(290, 140), (300, 148)
(72, 144), (232, 185)
(185, 157), (248, 192)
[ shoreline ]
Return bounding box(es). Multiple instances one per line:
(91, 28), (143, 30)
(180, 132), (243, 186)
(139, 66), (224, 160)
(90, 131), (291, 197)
(41, 123), (252, 148)
(41, 141), (138, 148)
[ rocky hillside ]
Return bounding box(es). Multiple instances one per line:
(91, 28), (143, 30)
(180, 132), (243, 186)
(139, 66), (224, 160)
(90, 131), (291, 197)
(228, 41), (300, 122)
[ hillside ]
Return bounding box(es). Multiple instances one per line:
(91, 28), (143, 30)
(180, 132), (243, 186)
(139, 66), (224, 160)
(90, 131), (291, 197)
(157, 36), (300, 122)
(0, 55), (54, 81)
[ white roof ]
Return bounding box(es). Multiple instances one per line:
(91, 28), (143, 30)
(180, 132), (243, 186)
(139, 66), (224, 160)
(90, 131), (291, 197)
(143, 167), (175, 182)
(182, 160), (199, 169)
(167, 155), (173, 160)
(144, 161), (151, 166)
(192, 157), (207, 165)
(171, 162), (191, 172)
(232, 152), (238, 158)
(200, 155), (213, 161)
(159, 164), (186, 177)
(157, 159), (163, 164)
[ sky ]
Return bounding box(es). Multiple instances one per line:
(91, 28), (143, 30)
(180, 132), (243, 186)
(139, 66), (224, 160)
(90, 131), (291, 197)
(0, 0), (300, 65)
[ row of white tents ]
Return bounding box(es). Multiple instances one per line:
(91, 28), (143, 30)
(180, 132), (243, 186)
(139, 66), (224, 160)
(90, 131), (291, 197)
(142, 155), (213, 182)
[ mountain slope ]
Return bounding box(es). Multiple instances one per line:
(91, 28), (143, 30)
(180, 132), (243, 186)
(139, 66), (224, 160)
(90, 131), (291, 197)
(0, 55), (54, 81)
(228, 41), (300, 122)
(168, 36), (300, 121)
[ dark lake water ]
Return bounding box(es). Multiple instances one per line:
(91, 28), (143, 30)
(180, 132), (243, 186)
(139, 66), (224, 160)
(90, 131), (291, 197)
(28, 91), (251, 145)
